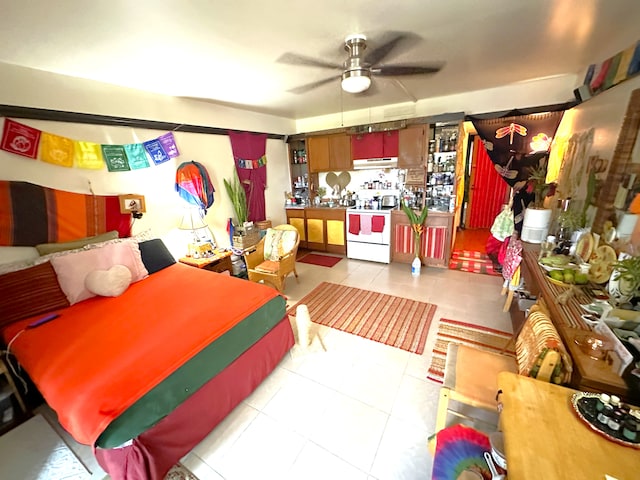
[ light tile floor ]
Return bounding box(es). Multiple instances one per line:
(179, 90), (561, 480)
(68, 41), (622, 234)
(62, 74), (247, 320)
(54, 256), (513, 479)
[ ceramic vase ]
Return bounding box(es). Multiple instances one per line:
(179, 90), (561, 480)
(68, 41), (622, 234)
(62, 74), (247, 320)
(607, 269), (637, 306)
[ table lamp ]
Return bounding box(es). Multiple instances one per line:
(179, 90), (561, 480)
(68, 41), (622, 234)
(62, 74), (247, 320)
(178, 207), (215, 258)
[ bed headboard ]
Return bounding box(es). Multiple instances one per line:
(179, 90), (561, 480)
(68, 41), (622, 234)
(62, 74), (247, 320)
(0, 181), (131, 246)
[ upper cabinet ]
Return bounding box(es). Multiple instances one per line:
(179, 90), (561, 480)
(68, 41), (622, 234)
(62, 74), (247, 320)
(398, 125), (428, 168)
(307, 133), (352, 172)
(351, 131), (399, 159)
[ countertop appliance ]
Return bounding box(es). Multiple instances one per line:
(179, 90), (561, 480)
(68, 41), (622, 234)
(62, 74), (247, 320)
(346, 207), (391, 263)
(381, 195), (397, 208)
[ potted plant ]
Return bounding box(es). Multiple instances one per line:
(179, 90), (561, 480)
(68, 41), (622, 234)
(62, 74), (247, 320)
(609, 255), (640, 304)
(521, 159), (557, 243)
(400, 199), (429, 275)
(224, 171), (249, 227)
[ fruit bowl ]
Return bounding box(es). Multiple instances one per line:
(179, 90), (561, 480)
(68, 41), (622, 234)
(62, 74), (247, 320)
(547, 268), (589, 286)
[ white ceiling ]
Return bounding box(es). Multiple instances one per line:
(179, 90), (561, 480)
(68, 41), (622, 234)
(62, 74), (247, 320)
(1, 0), (639, 120)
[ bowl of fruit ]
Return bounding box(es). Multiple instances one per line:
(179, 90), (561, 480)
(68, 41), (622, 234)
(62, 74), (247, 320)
(548, 267), (589, 286)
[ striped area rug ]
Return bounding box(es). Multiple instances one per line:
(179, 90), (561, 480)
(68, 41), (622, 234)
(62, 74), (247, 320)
(288, 282), (437, 354)
(448, 249), (501, 276)
(427, 318), (515, 384)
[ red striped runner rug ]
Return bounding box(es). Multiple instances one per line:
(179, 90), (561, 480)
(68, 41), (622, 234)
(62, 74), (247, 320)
(287, 282), (437, 354)
(448, 250), (501, 276)
(427, 318), (515, 384)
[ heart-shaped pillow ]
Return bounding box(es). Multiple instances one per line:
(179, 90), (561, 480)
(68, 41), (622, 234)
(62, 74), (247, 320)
(85, 265), (132, 297)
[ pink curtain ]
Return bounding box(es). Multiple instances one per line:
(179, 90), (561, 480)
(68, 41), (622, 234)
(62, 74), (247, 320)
(228, 131), (267, 222)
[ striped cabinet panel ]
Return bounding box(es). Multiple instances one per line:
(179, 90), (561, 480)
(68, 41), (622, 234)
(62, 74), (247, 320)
(394, 224), (448, 260)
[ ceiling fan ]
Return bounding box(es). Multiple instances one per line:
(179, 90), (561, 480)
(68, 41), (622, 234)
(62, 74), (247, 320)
(278, 32), (444, 95)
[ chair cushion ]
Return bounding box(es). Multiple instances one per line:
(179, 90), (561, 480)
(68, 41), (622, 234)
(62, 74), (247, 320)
(446, 343), (517, 407)
(254, 260), (280, 273)
(263, 229), (297, 261)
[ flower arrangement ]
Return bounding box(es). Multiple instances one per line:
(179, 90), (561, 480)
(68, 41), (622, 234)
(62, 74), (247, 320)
(400, 199), (429, 258)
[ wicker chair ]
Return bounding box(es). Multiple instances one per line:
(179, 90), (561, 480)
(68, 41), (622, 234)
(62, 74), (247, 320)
(244, 224), (300, 292)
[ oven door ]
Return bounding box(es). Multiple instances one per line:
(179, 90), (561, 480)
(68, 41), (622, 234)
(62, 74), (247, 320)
(346, 211), (390, 244)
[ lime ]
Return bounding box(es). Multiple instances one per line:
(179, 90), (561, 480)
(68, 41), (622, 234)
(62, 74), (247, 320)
(549, 270), (564, 281)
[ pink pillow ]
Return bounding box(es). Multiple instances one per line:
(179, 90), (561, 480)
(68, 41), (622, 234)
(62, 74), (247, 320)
(51, 241), (148, 305)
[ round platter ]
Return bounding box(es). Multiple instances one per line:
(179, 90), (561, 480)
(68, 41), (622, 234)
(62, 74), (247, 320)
(571, 392), (640, 449)
(575, 232), (594, 262)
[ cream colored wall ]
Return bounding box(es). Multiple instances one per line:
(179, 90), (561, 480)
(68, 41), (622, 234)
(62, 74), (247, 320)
(296, 74), (579, 133)
(549, 75), (640, 218)
(0, 64), (294, 253)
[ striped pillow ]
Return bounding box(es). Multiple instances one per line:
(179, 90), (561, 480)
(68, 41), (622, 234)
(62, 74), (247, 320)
(0, 261), (70, 328)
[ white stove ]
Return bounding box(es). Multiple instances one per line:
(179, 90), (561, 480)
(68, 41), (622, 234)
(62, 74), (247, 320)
(346, 207), (392, 263)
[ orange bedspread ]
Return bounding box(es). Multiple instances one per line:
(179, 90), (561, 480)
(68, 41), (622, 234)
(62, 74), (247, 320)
(2, 263), (281, 445)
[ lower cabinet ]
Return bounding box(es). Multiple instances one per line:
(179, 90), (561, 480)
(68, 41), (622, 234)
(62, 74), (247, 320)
(391, 210), (453, 267)
(286, 207), (346, 255)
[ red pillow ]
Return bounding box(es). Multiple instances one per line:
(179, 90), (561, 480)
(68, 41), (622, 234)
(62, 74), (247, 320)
(0, 262), (70, 328)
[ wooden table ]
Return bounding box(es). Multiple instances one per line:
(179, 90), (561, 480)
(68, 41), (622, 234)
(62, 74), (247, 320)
(179, 250), (233, 274)
(498, 371), (638, 480)
(520, 245), (629, 398)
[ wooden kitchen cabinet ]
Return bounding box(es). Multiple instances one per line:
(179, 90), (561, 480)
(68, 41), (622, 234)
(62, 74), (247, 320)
(286, 208), (307, 249)
(289, 207), (346, 254)
(307, 134), (352, 172)
(390, 210), (453, 267)
(398, 124), (428, 168)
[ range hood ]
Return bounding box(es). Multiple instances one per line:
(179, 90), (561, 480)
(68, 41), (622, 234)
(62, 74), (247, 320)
(352, 157), (398, 170)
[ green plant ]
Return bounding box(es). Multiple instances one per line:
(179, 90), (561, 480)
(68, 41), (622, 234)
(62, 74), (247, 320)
(400, 199), (429, 258)
(223, 171), (249, 225)
(526, 161), (557, 208)
(317, 187), (327, 198)
(613, 255), (640, 291)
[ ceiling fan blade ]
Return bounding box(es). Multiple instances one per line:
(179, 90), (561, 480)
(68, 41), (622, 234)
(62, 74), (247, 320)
(372, 63), (444, 76)
(277, 52), (342, 70)
(287, 76), (339, 94)
(364, 33), (408, 66)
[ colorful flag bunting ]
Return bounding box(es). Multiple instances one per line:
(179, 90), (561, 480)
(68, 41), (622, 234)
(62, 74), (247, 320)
(0, 119), (41, 159)
(40, 132), (74, 167)
(123, 143), (150, 170)
(74, 141), (104, 169)
(101, 145), (131, 172)
(158, 132), (180, 158)
(143, 138), (170, 165)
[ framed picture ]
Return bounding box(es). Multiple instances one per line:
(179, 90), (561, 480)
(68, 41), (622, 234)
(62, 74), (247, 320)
(118, 194), (146, 213)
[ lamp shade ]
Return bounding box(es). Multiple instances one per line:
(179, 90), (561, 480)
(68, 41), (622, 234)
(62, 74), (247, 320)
(341, 69), (371, 93)
(178, 208), (207, 231)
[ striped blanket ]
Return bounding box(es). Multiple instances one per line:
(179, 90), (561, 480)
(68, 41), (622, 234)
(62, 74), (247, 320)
(0, 181), (131, 246)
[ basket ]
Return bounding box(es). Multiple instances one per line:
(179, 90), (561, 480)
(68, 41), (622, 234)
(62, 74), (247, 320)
(232, 226), (260, 249)
(255, 220), (272, 231)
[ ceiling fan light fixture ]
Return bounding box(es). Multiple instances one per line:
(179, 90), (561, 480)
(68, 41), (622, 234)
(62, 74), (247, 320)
(341, 69), (371, 93)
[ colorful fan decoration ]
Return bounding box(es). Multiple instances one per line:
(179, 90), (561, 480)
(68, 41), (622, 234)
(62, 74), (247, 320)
(432, 424), (492, 480)
(175, 161), (215, 212)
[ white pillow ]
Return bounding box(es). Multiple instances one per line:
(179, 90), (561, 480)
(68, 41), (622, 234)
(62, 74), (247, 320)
(0, 246), (39, 265)
(51, 241), (148, 305)
(85, 265), (132, 297)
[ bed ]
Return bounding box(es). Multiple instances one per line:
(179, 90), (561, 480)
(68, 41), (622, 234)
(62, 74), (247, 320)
(0, 182), (295, 480)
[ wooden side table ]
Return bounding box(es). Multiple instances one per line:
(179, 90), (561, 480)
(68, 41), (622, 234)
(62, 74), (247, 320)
(179, 250), (233, 275)
(0, 358), (27, 416)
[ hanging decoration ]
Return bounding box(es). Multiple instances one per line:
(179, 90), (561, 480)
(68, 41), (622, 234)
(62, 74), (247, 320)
(470, 110), (565, 233)
(39, 132), (75, 167)
(102, 145), (131, 172)
(175, 161), (215, 212)
(0, 117), (180, 172)
(74, 141), (104, 169)
(228, 131), (267, 223)
(0, 118), (41, 159)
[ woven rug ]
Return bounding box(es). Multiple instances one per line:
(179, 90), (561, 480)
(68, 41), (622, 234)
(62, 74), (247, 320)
(448, 249), (501, 276)
(297, 253), (343, 267)
(288, 282), (437, 354)
(427, 318), (515, 384)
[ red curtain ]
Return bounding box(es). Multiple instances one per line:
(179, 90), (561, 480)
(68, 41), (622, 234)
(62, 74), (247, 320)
(467, 137), (509, 229)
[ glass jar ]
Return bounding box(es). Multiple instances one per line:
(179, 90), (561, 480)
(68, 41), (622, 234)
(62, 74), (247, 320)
(607, 410), (625, 432)
(596, 393), (611, 412)
(622, 417), (638, 442)
(597, 403), (614, 425)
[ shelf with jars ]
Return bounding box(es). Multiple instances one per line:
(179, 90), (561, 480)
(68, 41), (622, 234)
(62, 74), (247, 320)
(288, 139), (309, 205)
(425, 124), (458, 212)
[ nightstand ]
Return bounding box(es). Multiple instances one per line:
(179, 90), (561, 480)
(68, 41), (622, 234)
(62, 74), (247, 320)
(0, 357), (28, 431)
(179, 250), (233, 274)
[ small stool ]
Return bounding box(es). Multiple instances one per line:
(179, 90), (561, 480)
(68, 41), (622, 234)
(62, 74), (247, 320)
(0, 358), (27, 414)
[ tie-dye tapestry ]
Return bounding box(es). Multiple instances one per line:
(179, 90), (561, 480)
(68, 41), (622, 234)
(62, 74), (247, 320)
(469, 111), (565, 233)
(228, 131), (267, 222)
